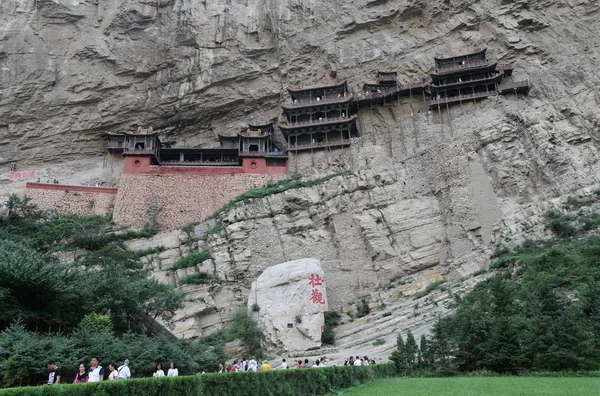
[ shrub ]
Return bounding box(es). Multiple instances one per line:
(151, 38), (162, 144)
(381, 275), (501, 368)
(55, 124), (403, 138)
(228, 309), (262, 357)
(356, 296), (371, 318)
(373, 338), (386, 346)
(413, 280), (445, 299)
(211, 171), (352, 218)
(172, 251), (213, 271)
(544, 209), (577, 238)
(322, 311), (341, 345)
(179, 272), (213, 285)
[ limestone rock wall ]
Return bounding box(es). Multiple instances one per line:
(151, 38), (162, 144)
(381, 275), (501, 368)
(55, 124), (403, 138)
(113, 173), (286, 230)
(248, 258), (328, 351)
(24, 184), (116, 216)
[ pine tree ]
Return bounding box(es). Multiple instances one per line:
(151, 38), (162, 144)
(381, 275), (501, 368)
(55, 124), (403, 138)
(420, 334), (434, 367)
(405, 330), (418, 369)
(389, 332), (406, 373)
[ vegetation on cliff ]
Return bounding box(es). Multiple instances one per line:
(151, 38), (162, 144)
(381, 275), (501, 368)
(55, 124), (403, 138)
(391, 200), (600, 374)
(0, 196), (225, 387)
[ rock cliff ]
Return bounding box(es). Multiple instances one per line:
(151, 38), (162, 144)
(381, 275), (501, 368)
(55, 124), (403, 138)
(2, 0), (600, 360)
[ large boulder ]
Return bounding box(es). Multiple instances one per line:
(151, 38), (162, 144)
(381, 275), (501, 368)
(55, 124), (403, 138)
(248, 258), (328, 351)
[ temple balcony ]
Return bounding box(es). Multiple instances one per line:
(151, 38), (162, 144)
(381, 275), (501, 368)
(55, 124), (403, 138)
(281, 115), (357, 129)
(498, 63), (514, 77)
(287, 139), (352, 152)
(123, 146), (157, 155)
(239, 151), (285, 158)
(429, 90), (498, 109)
(429, 73), (503, 93)
(432, 61), (497, 78)
(282, 95), (353, 109)
(106, 140), (124, 153)
(159, 159), (240, 166)
(498, 79), (531, 95)
(356, 79), (431, 104)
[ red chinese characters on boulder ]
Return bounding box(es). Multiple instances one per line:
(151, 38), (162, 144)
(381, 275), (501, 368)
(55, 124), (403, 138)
(308, 274), (326, 304)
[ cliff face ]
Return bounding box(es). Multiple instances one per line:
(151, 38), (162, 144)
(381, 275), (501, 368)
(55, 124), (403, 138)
(2, 0), (598, 166)
(2, 0), (600, 358)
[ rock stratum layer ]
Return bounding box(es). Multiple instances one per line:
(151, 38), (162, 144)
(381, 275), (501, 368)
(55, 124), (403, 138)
(2, 0), (600, 359)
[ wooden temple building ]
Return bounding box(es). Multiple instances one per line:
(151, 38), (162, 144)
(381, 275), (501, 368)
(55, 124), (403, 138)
(280, 82), (359, 152)
(429, 49), (530, 109)
(105, 123), (287, 170)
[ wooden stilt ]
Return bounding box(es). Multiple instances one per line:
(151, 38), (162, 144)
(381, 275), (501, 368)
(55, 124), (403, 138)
(446, 101), (453, 137)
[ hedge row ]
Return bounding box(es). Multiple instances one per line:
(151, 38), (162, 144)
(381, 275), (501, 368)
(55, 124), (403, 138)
(0, 364), (397, 396)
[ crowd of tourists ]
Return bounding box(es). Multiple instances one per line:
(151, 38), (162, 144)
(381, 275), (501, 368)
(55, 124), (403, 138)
(45, 358), (175, 385)
(46, 355), (376, 385)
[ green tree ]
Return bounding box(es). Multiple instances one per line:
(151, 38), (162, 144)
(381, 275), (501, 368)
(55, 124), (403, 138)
(389, 332), (407, 373)
(420, 334), (434, 367)
(405, 330), (418, 368)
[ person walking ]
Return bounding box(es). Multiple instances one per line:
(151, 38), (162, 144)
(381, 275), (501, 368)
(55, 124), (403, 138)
(107, 363), (119, 380)
(167, 362), (178, 377)
(281, 358), (288, 369)
(73, 363), (88, 384)
(88, 357), (104, 382)
(247, 357), (258, 372)
(46, 360), (61, 385)
(117, 359), (131, 379)
(261, 361), (271, 371)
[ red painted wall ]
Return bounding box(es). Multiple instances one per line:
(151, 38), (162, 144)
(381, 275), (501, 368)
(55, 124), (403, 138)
(123, 156), (288, 176)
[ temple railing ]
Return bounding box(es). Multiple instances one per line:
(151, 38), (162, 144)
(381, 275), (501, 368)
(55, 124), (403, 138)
(430, 90), (498, 106)
(160, 160), (239, 166)
(378, 76), (397, 83)
(283, 115), (356, 127)
(288, 139), (352, 150)
(286, 95), (353, 107)
(107, 141), (124, 148)
(123, 147), (157, 154)
(435, 60), (491, 73)
(498, 80), (530, 91)
(430, 73), (500, 89)
(356, 80), (431, 102)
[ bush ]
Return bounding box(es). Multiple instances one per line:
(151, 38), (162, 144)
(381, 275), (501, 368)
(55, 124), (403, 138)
(172, 251), (213, 271)
(322, 311), (341, 345)
(373, 338), (386, 346)
(211, 171), (352, 218)
(413, 281), (445, 299)
(0, 364), (397, 396)
(228, 309), (262, 357)
(356, 296), (371, 318)
(179, 273), (213, 285)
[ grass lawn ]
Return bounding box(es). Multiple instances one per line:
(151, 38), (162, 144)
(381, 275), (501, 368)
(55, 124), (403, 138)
(333, 377), (600, 396)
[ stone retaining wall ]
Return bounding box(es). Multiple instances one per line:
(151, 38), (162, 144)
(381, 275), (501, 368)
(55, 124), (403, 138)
(24, 183), (117, 216)
(113, 172), (286, 230)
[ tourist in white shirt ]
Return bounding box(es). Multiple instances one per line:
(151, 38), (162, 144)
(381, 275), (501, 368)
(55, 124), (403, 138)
(280, 358), (288, 370)
(88, 357), (104, 382)
(353, 356), (362, 366)
(107, 363), (119, 380)
(167, 362), (178, 377)
(153, 363), (165, 377)
(117, 359), (131, 379)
